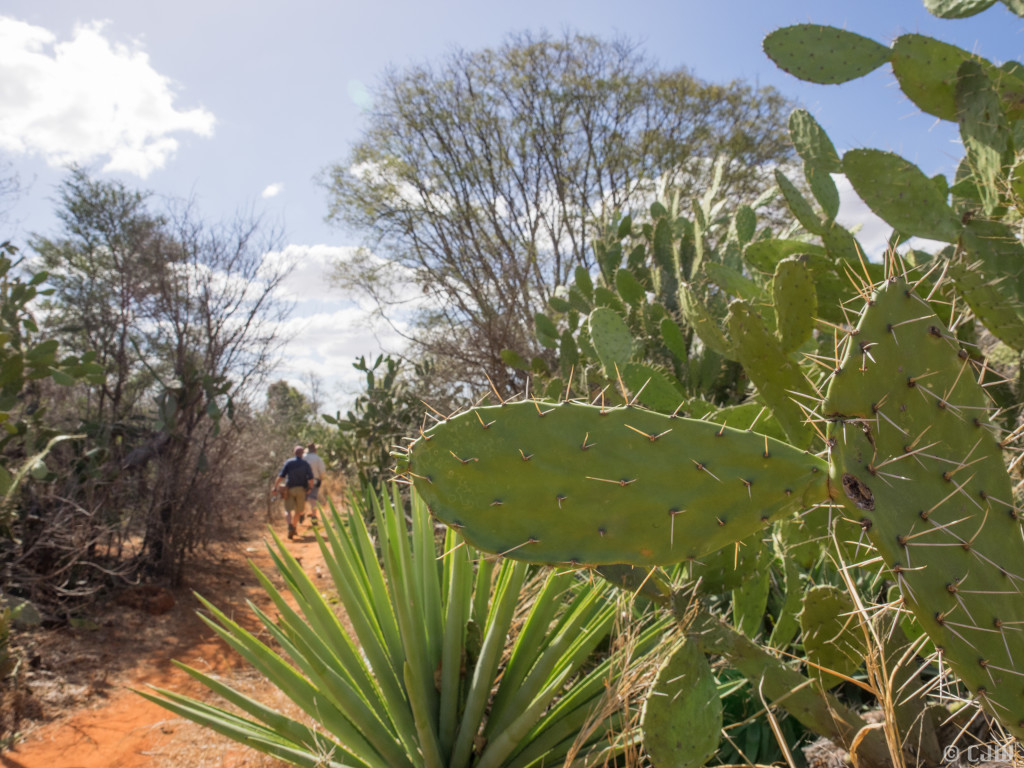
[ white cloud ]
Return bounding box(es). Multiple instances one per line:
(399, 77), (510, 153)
(264, 243), (361, 305)
(0, 17), (214, 177)
(261, 182), (283, 198)
(261, 243), (415, 413)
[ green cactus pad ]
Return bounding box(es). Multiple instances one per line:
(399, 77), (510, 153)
(733, 205), (757, 245)
(744, 239), (826, 274)
(659, 317), (689, 362)
(763, 25), (890, 85)
(1001, 0), (1024, 17)
(558, 329), (579, 378)
(892, 34), (974, 120)
(681, 532), (770, 594)
(821, 220), (863, 263)
(925, 0), (997, 17)
(621, 362), (685, 414)
(403, 401), (827, 566)
(703, 262), (764, 302)
(706, 401), (788, 443)
(574, 266), (594, 302)
(956, 61), (1011, 215)
(535, 312), (559, 349)
(806, 166), (841, 222)
(726, 300), (816, 447)
(680, 284), (733, 358)
(652, 216), (677, 274)
(947, 260), (1024, 351)
(789, 109), (841, 174)
(588, 307), (633, 378)
(615, 268), (646, 308)
(842, 149), (963, 243)
(594, 286), (627, 314)
(773, 257), (817, 355)
(775, 169), (824, 235)
(891, 34), (1024, 121)
(568, 285), (592, 314)
(960, 219), (1024, 307)
(641, 639), (722, 768)
(733, 565), (770, 637)
(824, 277), (1024, 739)
(799, 585), (867, 690)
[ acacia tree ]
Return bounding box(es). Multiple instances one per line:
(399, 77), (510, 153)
(322, 32), (796, 395)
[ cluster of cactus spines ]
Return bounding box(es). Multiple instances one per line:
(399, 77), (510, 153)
(823, 275), (1024, 739)
(399, 400), (827, 566)
(641, 639), (722, 768)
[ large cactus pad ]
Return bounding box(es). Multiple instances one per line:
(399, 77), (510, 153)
(825, 277), (1024, 738)
(401, 401), (827, 566)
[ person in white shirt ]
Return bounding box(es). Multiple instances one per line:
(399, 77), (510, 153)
(304, 442), (326, 525)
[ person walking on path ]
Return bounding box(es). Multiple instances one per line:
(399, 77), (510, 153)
(304, 442), (326, 525)
(273, 445), (314, 539)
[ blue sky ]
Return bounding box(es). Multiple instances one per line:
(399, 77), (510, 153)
(2, 0), (1022, 408)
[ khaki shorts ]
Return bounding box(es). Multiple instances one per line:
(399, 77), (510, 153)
(284, 486), (306, 513)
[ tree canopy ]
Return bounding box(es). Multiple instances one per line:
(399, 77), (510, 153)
(322, 32), (797, 395)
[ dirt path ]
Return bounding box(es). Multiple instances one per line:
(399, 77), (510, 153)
(0, 516), (332, 768)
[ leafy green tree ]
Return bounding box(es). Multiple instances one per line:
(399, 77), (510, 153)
(322, 32), (796, 396)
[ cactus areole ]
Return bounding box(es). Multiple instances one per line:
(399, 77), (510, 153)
(399, 401), (827, 566)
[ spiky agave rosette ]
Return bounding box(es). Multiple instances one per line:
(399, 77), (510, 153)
(824, 275), (1024, 738)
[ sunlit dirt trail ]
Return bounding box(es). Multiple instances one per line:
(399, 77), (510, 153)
(0, 518), (332, 768)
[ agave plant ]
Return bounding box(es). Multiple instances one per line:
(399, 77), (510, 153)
(140, 489), (671, 767)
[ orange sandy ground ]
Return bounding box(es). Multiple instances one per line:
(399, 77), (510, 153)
(0, 515), (332, 768)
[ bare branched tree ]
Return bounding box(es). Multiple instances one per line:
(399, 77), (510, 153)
(322, 32), (796, 395)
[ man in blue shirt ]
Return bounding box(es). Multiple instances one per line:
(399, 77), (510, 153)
(273, 445), (314, 539)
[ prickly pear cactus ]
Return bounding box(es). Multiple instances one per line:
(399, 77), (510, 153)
(824, 276), (1024, 739)
(762, 25), (891, 85)
(642, 639), (722, 768)
(399, 400), (827, 566)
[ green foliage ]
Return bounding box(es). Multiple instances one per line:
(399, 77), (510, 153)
(8, 167), (289, 588)
(143, 490), (672, 767)
(0, 243), (99, 525)
(323, 355), (426, 495)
